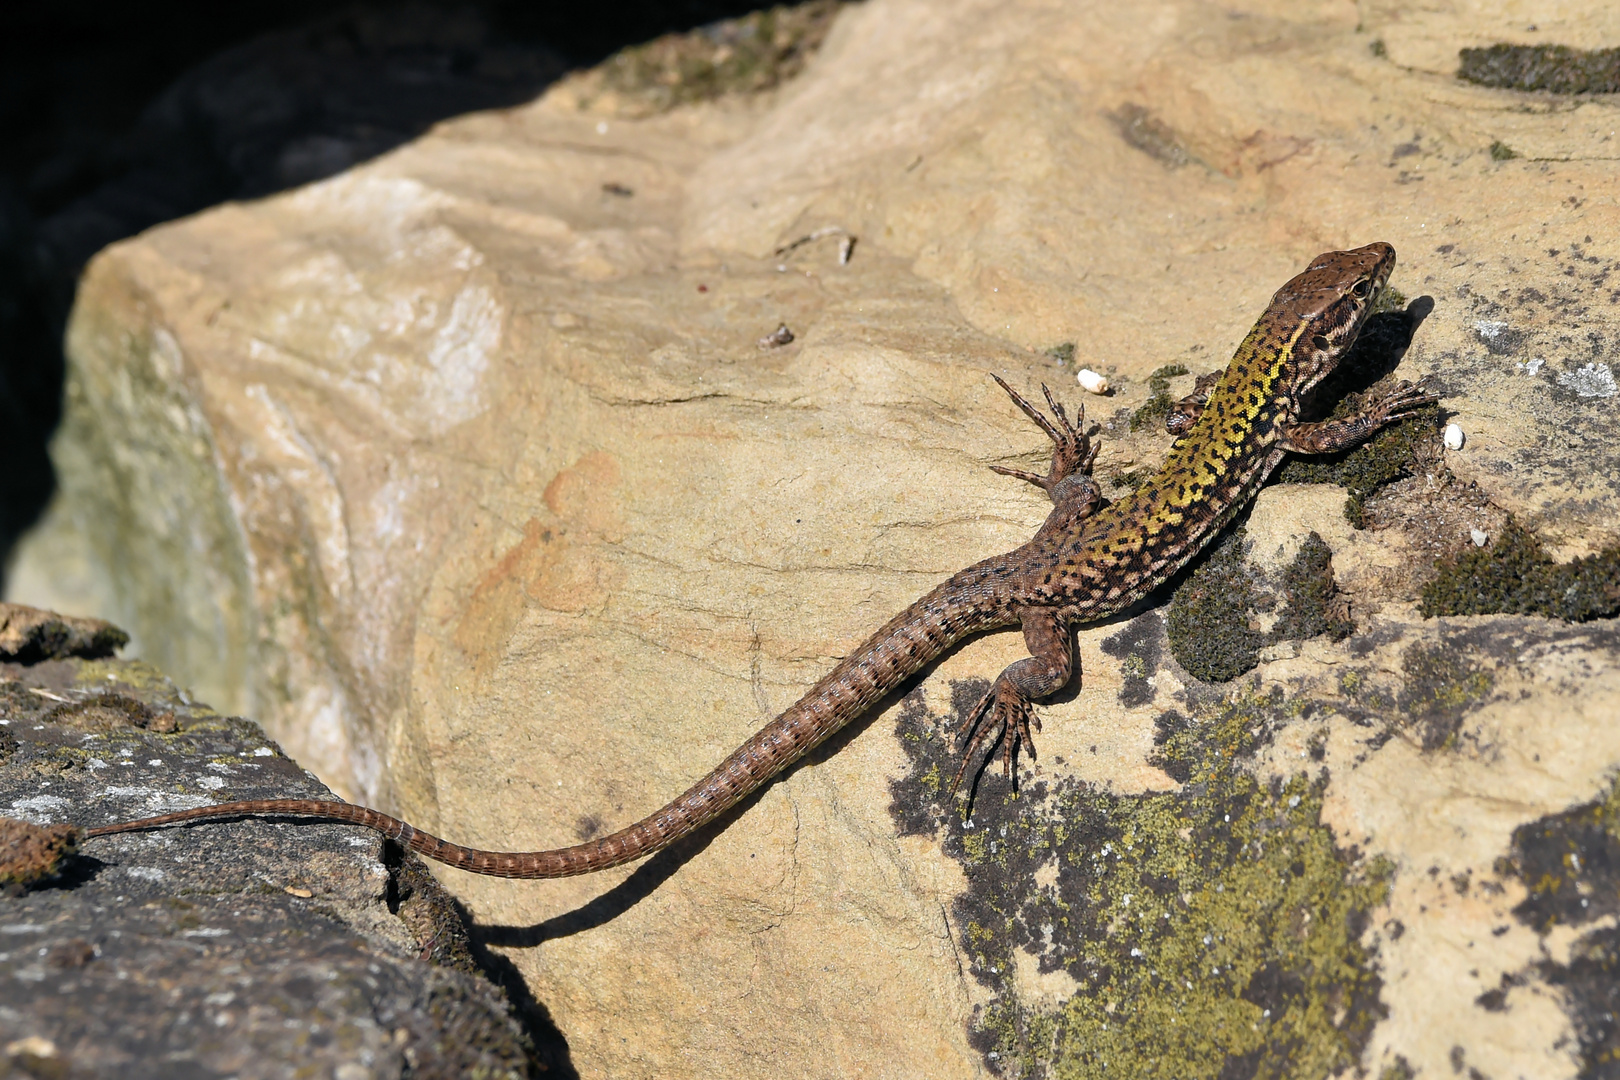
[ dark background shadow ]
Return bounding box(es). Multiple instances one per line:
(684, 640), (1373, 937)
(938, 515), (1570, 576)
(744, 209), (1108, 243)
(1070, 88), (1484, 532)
(0, 0), (787, 590)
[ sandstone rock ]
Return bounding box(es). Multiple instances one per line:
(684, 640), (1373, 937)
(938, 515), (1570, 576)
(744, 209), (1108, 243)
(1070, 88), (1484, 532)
(10, 0), (1620, 1076)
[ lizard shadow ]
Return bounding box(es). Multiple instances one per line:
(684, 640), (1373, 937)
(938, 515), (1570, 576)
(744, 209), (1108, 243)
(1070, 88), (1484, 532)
(1310, 296), (1436, 403)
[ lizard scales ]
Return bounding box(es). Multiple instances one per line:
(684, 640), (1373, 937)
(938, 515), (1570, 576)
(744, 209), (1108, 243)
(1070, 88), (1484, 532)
(86, 242), (1433, 878)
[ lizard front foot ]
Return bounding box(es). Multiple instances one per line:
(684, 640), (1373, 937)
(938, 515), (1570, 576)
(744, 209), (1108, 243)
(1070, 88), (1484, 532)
(1166, 369), (1222, 437)
(1364, 378), (1441, 426)
(951, 675), (1041, 793)
(1278, 377), (1440, 454)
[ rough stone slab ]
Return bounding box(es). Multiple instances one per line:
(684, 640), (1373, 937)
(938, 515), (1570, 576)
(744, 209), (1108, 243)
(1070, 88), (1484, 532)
(7, 0), (1620, 1077)
(0, 649), (545, 1080)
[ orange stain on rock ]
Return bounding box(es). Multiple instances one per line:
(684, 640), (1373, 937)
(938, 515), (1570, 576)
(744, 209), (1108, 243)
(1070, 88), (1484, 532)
(454, 453), (625, 680)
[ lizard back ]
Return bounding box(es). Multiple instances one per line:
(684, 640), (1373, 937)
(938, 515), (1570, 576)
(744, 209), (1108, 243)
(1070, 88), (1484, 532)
(1014, 241), (1396, 620)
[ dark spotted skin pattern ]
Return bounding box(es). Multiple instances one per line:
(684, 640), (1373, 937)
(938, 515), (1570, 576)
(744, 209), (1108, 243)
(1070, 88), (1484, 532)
(85, 242), (1435, 880)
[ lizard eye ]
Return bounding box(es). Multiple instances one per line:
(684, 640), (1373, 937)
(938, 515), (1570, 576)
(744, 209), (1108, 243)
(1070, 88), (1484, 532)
(1312, 334), (1331, 351)
(1351, 279), (1371, 298)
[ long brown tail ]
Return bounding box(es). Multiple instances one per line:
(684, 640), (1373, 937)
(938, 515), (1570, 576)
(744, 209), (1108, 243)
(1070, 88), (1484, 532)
(84, 565), (1012, 879)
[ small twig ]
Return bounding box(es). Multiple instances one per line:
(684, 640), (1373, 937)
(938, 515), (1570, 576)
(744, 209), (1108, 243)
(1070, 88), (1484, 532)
(774, 226), (856, 265)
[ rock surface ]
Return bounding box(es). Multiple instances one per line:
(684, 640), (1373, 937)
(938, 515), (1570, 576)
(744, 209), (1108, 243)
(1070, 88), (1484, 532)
(0, 604), (547, 1079)
(9, 0), (1620, 1076)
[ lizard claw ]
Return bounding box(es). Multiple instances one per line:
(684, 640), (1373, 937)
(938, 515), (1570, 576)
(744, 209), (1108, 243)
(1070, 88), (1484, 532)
(951, 676), (1040, 795)
(989, 374), (1099, 494)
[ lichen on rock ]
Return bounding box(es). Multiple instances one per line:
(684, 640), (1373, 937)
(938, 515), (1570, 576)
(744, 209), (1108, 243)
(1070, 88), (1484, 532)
(576, 0), (844, 116)
(892, 688), (1390, 1079)
(1496, 775), (1620, 1076)
(1395, 642), (1495, 751)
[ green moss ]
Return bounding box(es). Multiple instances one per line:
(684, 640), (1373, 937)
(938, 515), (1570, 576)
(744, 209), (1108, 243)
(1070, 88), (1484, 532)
(1167, 533), (1264, 682)
(1489, 140), (1519, 161)
(1271, 534), (1354, 645)
(1131, 364), (1193, 432)
(1273, 404), (1443, 521)
(597, 1), (842, 112)
(893, 692), (1390, 1079)
(1045, 342), (1077, 366)
(1419, 519), (1620, 621)
(1167, 531), (1351, 684)
(1369, 286), (1408, 317)
(1458, 44), (1620, 94)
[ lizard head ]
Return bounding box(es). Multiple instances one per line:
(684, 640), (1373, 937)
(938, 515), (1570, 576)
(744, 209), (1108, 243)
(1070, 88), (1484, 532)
(1274, 240), (1396, 399)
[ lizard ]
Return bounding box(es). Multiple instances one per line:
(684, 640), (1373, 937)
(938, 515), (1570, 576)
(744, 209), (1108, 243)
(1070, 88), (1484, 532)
(81, 241), (1435, 880)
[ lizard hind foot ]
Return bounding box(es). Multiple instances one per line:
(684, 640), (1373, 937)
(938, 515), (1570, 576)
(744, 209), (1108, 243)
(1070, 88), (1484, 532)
(988, 373), (1099, 494)
(950, 676), (1041, 795)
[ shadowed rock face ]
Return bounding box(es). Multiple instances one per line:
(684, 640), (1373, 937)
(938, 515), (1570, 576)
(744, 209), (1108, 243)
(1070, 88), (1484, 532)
(8, 0), (1620, 1076)
(0, 624), (560, 1078)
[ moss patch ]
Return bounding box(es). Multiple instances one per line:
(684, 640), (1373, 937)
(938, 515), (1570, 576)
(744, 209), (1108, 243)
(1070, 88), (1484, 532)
(1167, 533), (1265, 682)
(890, 690), (1390, 1079)
(591, 1), (842, 114)
(1273, 404), (1443, 527)
(1419, 519), (1620, 621)
(1271, 534), (1354, 645)
(1166, 531), (1352, 684)
(1369, 286), (1408, 318)
(1458, 44), (1620, 94)
(1130, 364), (1191, 432)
